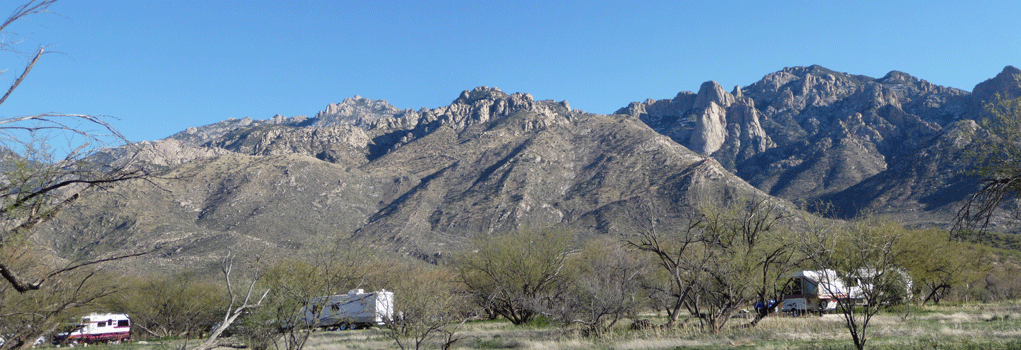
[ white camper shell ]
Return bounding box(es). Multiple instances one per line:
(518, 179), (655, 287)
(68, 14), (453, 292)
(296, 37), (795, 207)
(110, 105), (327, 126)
(780, 270), (865, 313)
(301, 289), (394, 330)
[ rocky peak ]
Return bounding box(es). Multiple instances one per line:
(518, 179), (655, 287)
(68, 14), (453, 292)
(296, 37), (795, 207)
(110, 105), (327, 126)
(616, 80), (772, 163)
(744, 66), (867, 112)
(694, 81), (735, 109)
(313, 96), (407, 128)
(269, 114), (307, 125)
(440, 87), (536, 126)
(452, 86), (511, 105)
(618, 65), (978, 203)
(972, 66), (1021, 103)
(415, 86), (570, 133)
(878, 70), (920, 85)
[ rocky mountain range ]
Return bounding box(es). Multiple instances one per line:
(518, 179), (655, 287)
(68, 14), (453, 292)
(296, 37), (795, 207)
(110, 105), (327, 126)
(620, 65), (1019, 228)
(33, 65), (1021, 273)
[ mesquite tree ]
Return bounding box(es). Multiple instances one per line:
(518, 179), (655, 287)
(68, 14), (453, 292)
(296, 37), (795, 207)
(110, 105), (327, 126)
(453, 227), (573, 325)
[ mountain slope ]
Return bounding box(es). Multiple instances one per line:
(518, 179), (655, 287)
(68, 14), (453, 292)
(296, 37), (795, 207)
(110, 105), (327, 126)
(618, 65), (970, 199)
(32, 66), (1021, 274)
(37, 87), (787, 272)
(620, 65), (1019, 229)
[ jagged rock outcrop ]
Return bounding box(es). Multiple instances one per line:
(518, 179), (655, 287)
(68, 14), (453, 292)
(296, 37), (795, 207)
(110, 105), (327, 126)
(416, 86), (572, 133)
(617, 80), (774, 170)
(170, 115), (309, 146)
(619, 65), (1021, 231)
(311, 87), (572, 136)
(313, 96), (421, 129)
(210, 124), (371, 165)
(621, 65), (971, 201)
(728, 95), (773, 155)
(688, 82), (732, 155)
(92, 139), (231, 168)
(743, 66), (967, 200)
(131, 139), (232, 167)
(612, 81), (771, 170)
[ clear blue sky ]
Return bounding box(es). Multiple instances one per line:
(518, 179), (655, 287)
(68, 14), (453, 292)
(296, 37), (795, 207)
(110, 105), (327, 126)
(1, 0), (1018, 142)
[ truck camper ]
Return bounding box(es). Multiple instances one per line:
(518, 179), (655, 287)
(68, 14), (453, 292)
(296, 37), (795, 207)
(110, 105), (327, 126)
(780, 268), (912, 315)
(56, 313), (131, 344)
(780, 270), (864, 314)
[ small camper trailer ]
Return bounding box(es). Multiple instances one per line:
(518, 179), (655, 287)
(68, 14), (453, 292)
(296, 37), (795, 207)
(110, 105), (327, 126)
(301, 289), (394, 330)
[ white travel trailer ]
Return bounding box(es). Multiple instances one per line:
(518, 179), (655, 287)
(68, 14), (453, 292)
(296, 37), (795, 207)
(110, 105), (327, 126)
(780, 270), (865, 314)
(59, 313), (131, 343)
(301, 289), (394, 330)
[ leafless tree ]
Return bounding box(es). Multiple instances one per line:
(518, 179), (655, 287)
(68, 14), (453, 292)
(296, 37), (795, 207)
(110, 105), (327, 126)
(686, 197), (793, 332)
(252, 241), (373, 350)
(797, 218), (907, 350)
(0, 241), (117, 350)
(192, 251), (269, 350)
(557, 238), (649, 336)
(622, 200), (702, 328)
(106, 271), (225, 338)
(955, 92), (1021, 234)
(376, 261), (473, 350)
(0, 0), (158, 293)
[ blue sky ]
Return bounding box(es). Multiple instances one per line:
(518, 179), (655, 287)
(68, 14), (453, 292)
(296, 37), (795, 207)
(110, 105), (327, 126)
(1, 0), (1018, 142)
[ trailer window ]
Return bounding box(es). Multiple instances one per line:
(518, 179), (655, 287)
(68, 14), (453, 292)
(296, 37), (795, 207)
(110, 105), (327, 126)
(791, 278), (803, 294)
(331, 304), (340, 311)
(118, 320), (130, 327)
(98, 322), (106, 327)
(804, 279), (818, 295)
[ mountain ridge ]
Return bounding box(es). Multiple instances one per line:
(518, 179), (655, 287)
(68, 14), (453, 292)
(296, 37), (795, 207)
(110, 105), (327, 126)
(34, 65), (1021, 274)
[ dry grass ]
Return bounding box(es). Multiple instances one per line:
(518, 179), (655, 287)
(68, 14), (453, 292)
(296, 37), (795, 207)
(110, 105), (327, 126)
(62, 302), (1021, 350)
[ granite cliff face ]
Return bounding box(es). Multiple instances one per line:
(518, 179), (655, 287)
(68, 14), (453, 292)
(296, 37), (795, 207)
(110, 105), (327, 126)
(619, 65), (973, 203)
(617, 81), (773, 162)
(618, 65), (1021, 226)
(32, 66), (1021, 274)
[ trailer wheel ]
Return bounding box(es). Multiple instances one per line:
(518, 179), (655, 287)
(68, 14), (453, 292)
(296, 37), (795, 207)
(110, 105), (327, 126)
(339, 323), (349, 331)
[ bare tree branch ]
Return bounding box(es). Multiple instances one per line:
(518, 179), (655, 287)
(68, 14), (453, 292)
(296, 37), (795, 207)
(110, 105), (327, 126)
(954, 92), (1021, 234)
(194, 251), (269, 350)
(0, 0), (56, 34)
(0, 46), (42, 106)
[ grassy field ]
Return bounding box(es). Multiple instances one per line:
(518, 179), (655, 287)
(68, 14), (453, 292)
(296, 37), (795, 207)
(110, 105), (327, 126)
(69, 302), (1021, 350)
